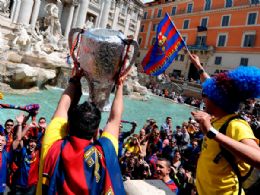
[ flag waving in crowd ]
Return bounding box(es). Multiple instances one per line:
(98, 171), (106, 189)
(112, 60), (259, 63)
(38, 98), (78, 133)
(142, 13), (186, 76)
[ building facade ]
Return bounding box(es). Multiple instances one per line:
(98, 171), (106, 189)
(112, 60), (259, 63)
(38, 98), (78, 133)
(138, 0), (260, 81)
(0, 0), (144, 39)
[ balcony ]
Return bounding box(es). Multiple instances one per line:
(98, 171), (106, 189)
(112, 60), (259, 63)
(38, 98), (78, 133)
(197, 26), (207, 32)
(187, 45), (215, 54)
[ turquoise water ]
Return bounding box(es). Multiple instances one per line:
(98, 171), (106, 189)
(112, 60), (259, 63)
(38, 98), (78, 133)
(0, 88), (194, 130)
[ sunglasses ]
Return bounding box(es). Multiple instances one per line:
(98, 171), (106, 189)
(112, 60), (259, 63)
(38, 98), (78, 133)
(6, 124), (14, 127)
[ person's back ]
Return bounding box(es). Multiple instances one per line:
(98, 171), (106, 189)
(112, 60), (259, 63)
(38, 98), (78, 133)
(38, 71), (129, 195)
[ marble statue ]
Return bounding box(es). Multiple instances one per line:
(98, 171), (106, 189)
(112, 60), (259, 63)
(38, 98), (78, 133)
(30, 26), (45, 55)
(84, 16), (94, 30)
(0, 0), (10, 16)
(43, 3), (63, 51)
(12, 24), (31, 53)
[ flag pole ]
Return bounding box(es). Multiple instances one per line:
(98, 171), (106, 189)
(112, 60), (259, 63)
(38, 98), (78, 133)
(166, 13), (192, 56)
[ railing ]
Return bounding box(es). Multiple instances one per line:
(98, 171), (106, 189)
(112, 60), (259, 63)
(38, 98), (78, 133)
(187, 45), (209, 51)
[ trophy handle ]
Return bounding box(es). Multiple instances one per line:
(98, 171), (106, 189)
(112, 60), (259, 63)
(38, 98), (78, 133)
(68, 28), (84, 68)
(120, 39), (139, 77)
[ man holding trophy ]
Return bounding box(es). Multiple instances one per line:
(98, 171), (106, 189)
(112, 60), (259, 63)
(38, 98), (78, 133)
(36, 28), (139, 195)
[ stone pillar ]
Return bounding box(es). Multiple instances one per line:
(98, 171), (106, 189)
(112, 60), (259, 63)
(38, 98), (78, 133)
(75, 0), (89, 28)
(71, 5), (79, 28)
(17, 0), (34, 25)
(99, 0), (111, 28)
(124, 7), (132, 35)
(30, 0), (41, 27)
(12, 0), (22, 23)
(134, 17), (142, 40)
(144, 21), (152, 48)
(111, 1), (120, 29)
(64, 5), (75, 38)
(10, 0), (17, 21)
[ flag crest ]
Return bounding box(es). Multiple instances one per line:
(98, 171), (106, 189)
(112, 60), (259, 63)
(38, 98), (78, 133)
(141, 13), (186, 76)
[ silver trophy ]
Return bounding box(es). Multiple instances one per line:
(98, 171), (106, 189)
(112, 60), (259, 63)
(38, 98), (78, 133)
(69, 28), (139, 110)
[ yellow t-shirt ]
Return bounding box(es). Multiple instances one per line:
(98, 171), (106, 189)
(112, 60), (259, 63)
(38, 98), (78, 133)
(37, 117), (118, 195)
(124, 141), (140, 156)
(196, 114), (256, 195)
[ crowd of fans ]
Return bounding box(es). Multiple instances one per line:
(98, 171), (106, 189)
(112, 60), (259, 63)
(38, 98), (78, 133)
(0, 97), (259, 195)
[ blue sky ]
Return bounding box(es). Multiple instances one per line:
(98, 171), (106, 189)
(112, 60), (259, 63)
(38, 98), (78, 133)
(143, 0), (154, 3)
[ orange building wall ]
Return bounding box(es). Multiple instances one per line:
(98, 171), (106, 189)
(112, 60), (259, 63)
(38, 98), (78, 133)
(139, 0), (260, 53)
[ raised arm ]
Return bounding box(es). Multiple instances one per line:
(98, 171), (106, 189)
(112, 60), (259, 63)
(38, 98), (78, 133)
(192, 111), (260, 169)
(13, 113), (25, 150)
(52, 74), (82, 119)
(103, 71), (130, 140)
(189, 53), (210, 83)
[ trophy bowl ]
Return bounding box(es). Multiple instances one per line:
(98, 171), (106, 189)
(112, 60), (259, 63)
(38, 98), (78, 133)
(69, 28), (139, 110)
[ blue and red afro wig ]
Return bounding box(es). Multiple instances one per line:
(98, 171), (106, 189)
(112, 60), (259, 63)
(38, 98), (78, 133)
(202, 66), (260, 113)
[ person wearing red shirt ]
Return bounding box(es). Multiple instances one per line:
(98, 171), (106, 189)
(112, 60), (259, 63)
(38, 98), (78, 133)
(156, 158), (178, 193)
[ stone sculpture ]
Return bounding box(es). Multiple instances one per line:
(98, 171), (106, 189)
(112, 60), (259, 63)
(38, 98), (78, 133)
(43, 3), (63, 51)
(12, 24), (31, 53)
(84, 16), (95, 30)
(0, 0), (10, 16)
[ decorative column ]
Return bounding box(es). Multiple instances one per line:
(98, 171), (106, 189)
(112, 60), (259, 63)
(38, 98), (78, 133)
(64, 4), (75, 38)
(111, 1), (121, 29)
(71, 5), (79, 28)
(13, 0), (22, 23)
(30, 0), (41, 28)
(124, 6), (132, 35)
(144, 21), (152, 48)
(17, 0), (34, 25)
(75, 0), (90, 28)
(10, 0), (17, 21)
(99, 0), (111, 28)
(134, 13), (143, 40)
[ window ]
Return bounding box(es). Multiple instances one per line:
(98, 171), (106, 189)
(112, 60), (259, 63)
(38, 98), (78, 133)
(225, 0), (232, 7)
(138, 38), (142, 45)
(182, 36), (187, 42)
(151, 37), (156, 45)
(243, 34), (256, 47)
(152, 24), (157, 31)
(195, 36), (207, 46)
(222, 15), (230, 26)
(171, 7), (177, 16)
(183, 20), (189, 29)
(187, 3), (193, 13)
(240, 58), (248, 66)
(204, 0), (211, 11)
(143, 12), (147, 19)
(201, 18), (208, 27)
(140, 25), (144, 32)
(179, 54), (185, 61)
(157, 9), (162, 18)
(215, 56), (222, 65)
(217, 35), (227, 47)
(251, 0), (260, 4)
(247, 13), (257, 25)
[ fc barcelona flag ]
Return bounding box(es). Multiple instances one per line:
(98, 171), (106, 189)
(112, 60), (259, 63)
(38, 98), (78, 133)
(142, 13), (186, 76)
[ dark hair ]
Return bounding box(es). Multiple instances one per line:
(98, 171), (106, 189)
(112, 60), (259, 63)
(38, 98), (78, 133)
(38, 117), (46, 122)
(157, 157), (171, 168)
(5, 119), (14, 126)
(68, 101), (101, 140)
(166, 116), (172, 120)
(29, 136), (38, 143)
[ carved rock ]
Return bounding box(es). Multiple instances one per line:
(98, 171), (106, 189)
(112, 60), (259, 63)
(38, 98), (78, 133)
(6, 63), (56, 89)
